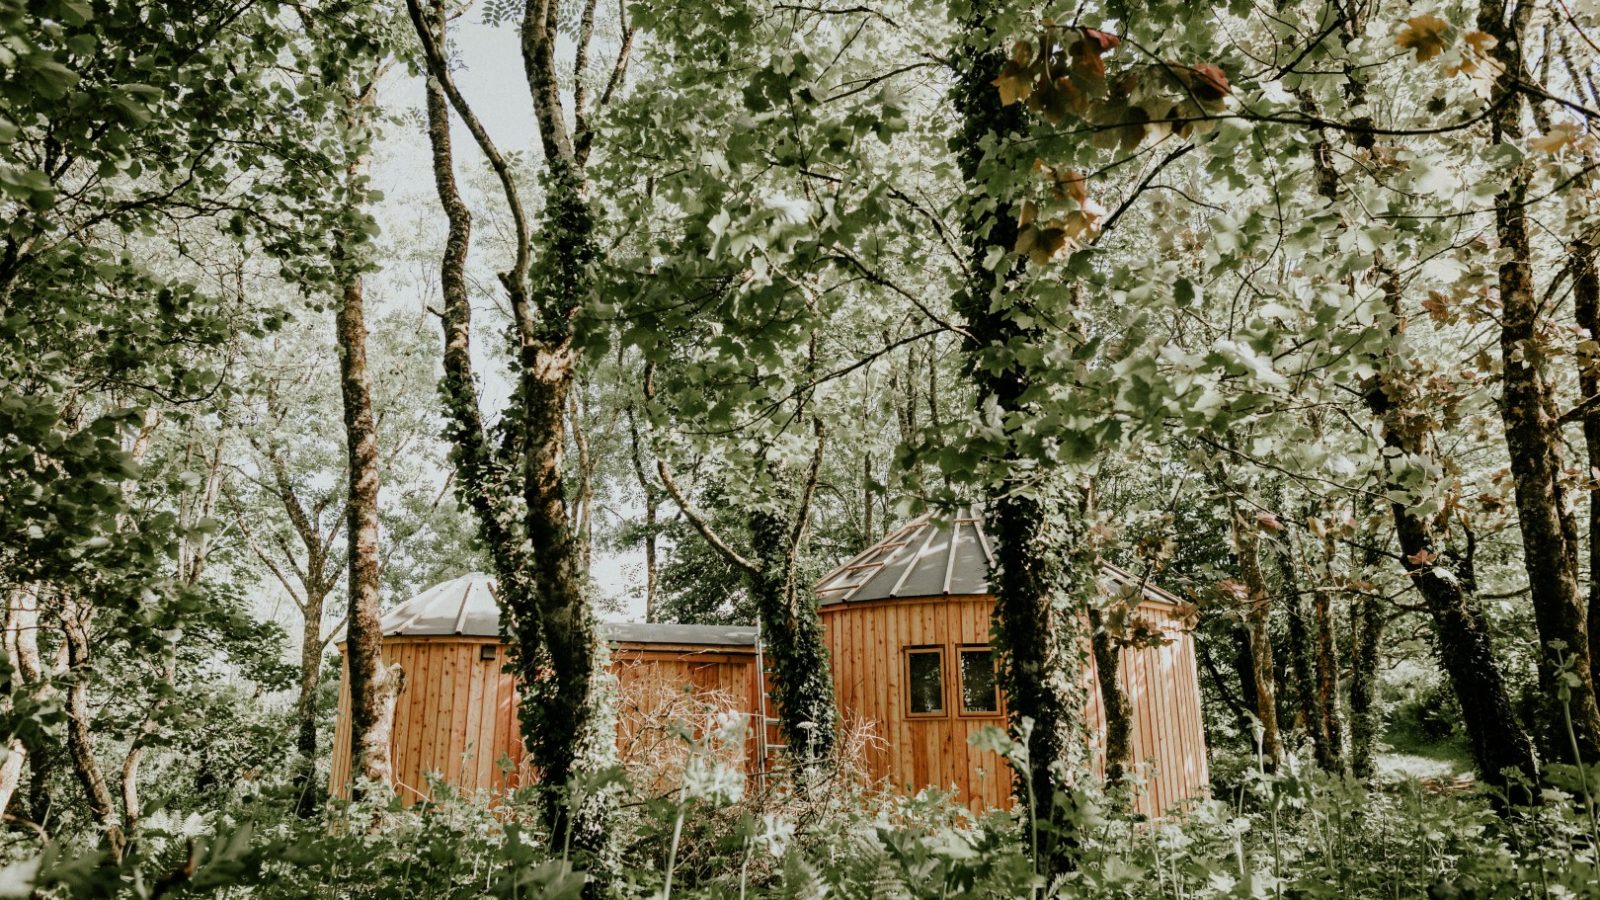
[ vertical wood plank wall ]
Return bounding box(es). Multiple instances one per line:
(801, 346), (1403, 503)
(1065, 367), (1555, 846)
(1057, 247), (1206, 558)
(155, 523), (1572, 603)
(329, 638), (761, 802)
(819, 595), (1209, 816)
(330, 598), (1208, 814)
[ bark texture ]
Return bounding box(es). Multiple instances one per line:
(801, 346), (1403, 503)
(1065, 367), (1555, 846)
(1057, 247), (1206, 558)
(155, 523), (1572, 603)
(1573, 237), (1600, 691)
(1279, 546), (1323, 761)
(408, 0), (630, 863)
(625, 400), (660, 622)
(60, 604), (123, 859)
(1364, 266), (1539, 795)
(1088, 608), (1132, 787)
(1347, 578), (1385, 781)
(1479, 0), (1600, 760)
(745, 443), (835, 764)
(1311, 566), (1344, 772)
(951, 7), (1093, 874)
(1229, 498), (1283, 768)
(336, 118), (398, 793)
(338, 264), (398, 795)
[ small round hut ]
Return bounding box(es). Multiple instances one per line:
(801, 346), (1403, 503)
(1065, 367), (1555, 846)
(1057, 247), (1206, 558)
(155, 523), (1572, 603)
(813, 507), (1209, 815)
(327, 573), (763, 802)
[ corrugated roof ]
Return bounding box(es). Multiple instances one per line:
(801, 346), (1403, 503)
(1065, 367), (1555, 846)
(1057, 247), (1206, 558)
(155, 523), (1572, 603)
(602, 622), (757, 647)
(335, 572), (756, 646)
(814, 506), (1183, 607)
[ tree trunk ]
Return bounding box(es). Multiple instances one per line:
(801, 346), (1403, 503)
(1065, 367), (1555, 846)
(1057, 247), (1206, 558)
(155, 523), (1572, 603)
(1347, 580), (1385, 781)
(625, 400), (659, 622)
(1279, 544), (1322, 759)
(951, 7), (1091, 873)
(1364, 265), (1539, 795)
(1229, 499), (1283, 768)
(1196, 621), (1254, 732)
(60, 608), (123, 859)
(0, 591), (30, 821)
(335, 103), (398, 793)
(747, 493), (835, 764)
(1228, 621), (1260, 723)
(1573, 237), (1600, 690)
(13, 591), (56, 830)
(1478, 0), (1600, 761)
(409, 0), (629, 867)
(512, 335), (614, 851)
(293, 586), (327, 816)
(569, 392), (594, 578)
(1088, 609), (1132, 788)
(861, 453), (874, 541)
(648, 369), (836, 766)
(1311, 553), (1345, 773)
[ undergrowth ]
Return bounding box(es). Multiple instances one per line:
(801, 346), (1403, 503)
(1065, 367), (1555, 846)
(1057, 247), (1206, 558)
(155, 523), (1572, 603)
(2, 702), (1599, 898)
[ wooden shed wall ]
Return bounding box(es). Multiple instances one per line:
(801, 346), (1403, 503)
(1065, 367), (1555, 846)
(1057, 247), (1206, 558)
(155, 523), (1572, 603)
(819, 594), (1208, 816)
(329, 637), (761, 802)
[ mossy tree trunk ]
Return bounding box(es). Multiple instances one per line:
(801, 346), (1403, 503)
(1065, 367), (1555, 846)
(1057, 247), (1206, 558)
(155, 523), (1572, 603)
(1364, 264), (1539, 795)
(1478, 0), (1600, 762)
(950, 10), (1093, 872)
(334, 77), (399, 802)
(407, 0), (635, 864)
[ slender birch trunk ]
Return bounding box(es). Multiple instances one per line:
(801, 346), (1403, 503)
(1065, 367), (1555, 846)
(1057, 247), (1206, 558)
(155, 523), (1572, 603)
(336, 80), (398, 797)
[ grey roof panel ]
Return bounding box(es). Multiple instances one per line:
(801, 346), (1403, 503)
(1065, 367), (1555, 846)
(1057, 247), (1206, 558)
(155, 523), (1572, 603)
(814, 506), (1182, 607)
(602, 622), (757, 647)
(335, 573), (756, 646)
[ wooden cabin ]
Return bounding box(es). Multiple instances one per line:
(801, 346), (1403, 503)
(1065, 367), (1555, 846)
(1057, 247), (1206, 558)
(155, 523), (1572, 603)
(326, 573), (765, 802)
(813, 509), (1209, 816)
(330, 510), (1208, 815)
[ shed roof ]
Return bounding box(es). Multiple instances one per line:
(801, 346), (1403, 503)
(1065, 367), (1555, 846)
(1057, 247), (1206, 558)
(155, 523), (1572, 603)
(813, 506), (1183, 607)
(344, 573), (757, 647)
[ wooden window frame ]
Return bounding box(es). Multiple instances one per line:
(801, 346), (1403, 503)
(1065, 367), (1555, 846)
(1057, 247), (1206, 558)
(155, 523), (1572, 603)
(904, 646), (948, 718)
(956, 644), (1004, 718)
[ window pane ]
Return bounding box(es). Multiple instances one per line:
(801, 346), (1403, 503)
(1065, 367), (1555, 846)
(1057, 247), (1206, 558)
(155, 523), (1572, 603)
(908, 651), (944, 714)
(960, 649), (1000, 714)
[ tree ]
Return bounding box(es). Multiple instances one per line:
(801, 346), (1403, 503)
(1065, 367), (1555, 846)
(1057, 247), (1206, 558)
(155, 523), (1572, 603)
(406, 0), (637, 857)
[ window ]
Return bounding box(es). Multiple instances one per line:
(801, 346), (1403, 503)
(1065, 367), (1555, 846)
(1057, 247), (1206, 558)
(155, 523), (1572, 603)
(906, 648), (945, 716)
(959, 647), (1001, 716)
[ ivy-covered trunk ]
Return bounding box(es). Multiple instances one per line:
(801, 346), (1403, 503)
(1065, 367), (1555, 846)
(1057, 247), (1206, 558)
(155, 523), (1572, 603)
(511, 306), (613, 850)
(1279, 545), (1323, 762)
(1088, 609), (1131, 787)
(951, 5), (1092, 874)
(1479, 0), (1600, 760)
(409, 0), (626, 864)
(1227, 496), (1283, 768)
(748, 496), (835, 765)
(1311, 559), (1344, 772)
(293, 585), (326, 816)
(1347, 580), (1385, 781)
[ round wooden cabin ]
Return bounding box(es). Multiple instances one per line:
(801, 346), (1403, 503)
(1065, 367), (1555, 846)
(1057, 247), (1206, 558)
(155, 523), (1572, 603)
(327, 573), (763, 802)
(814, 508), (1209, 816)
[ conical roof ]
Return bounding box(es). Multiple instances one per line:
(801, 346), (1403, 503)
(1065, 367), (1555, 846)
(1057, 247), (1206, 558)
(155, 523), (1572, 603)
(374, 572), (502, 636)
(814, 506), (1182, 606)
(337, 572), (756, 647)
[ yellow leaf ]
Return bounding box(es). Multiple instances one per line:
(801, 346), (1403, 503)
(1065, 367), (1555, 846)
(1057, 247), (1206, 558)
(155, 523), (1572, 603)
(992, 60), (1036, 106)
(1396, 15), (1450, 63)
(1028, 226), (1068, 265)
(1422, 290), (1454, 324)
(1530, 121), (1583, 154)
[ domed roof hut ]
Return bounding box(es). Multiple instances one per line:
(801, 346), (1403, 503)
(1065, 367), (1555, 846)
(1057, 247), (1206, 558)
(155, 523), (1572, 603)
(813, 507), (1209, 815)
(327, 573), (764, 802)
